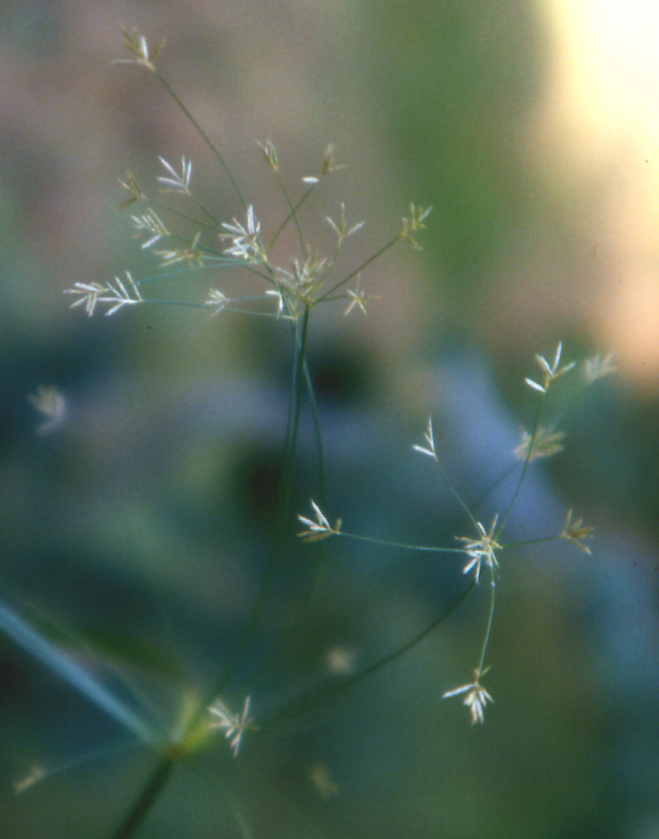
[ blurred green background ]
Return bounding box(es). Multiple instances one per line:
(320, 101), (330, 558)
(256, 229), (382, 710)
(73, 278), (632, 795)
(1, 1), (659, 837)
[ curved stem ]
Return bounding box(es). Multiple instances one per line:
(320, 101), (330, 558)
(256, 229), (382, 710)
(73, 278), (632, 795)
(153, 72), (247, 210)
(319, 235), (401, 299)
(273, 170), (306, 254)
(267, 185), (316, 251)
(259, 580), (475, 732)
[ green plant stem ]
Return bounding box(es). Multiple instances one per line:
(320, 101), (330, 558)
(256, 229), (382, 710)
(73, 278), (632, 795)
(193, 307), (312, 717)
(302, 359), (327, 504)
(336, 530), (464, 554)
(277, 307), (311, 538)
(154, 72), (247, 210)
(274, 169), (307, 254)
(267, 185), (316, 250)
(496, 397), (544, 538)
(320, 234), (401, 299)
(477, 570), (496, 673)
(259, 580), (475, 732)
(110, 755), (176, 839)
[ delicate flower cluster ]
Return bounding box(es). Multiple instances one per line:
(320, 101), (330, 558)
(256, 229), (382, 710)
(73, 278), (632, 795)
(297, 501), (342, 542)
(560, 509), (594, 554)
(66, 142), (398, 322)
(157, 155), (192, 193)
(584, 352), (617, 383)
(412, 416), (437, 459)
(131, 210), (169, 249)
(525, 342), (576, 394)
(443, 667), (493, 724)
(112, 27), (165, 73)
(208, 696), (253, 757)
(220, 206), (267, 264)
(456, 517), (501, 585)
(514, 424), (565, 461)
(64, 29), (613, 744)
(28, 385), (67, 435)
(65, 271), (143, 317)
(400, 203), (433, 248)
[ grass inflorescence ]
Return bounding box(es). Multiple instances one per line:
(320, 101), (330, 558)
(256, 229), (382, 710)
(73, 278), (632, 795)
(3, 27), (617, 839)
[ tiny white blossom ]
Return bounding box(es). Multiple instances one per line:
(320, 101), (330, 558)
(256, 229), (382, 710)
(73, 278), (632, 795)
(157, 156), (192, 193)
(344, 276), (378, 316)
(28, 385), (67, 434)
(118, 170), (145, 207)
(13, 764), (46, 795)
(412, 416), (436, 459)
(64, 271), (143, 317)
(204, 288), (229, 316)
(401, 203), (432, 247)
(326, 203), (364, 242)
(443, 667), (493, 724)
(297, 500), (341, 542)
(113, 27), (165, 73)
(456, 516), (500, 584)
(560, 509), (594, 554)
(131, 210), (169, 249)
(156, 232), (203, 267)
(65, 282), (108, 316)
(584, 352), (617, 383)
(208, 696), (253, 757)
(525, 342), (575, 393)
(513, 425), (565, 462)
(220, 206), (266, 263)
(255, 138), (279, 171)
